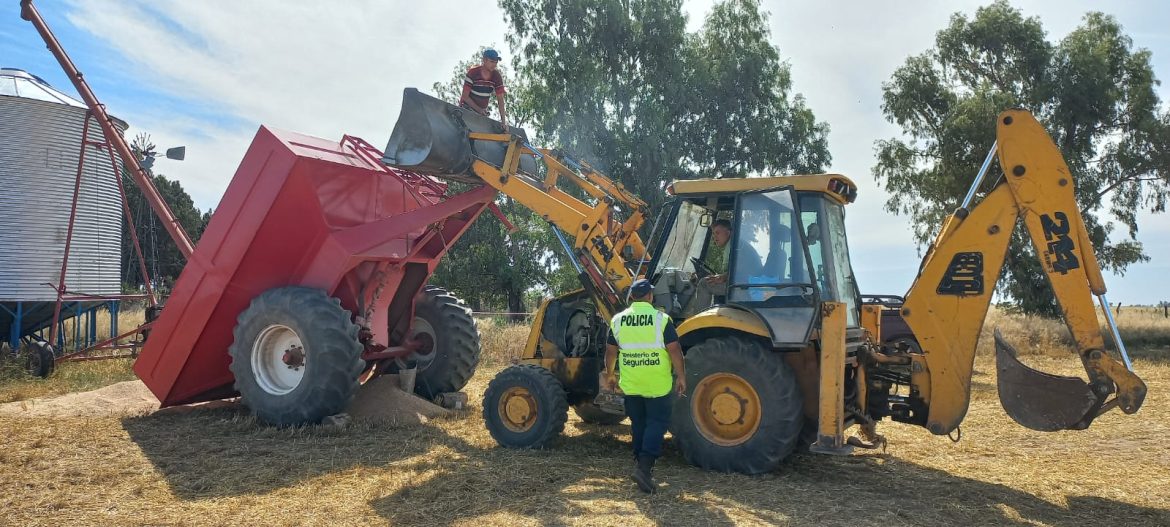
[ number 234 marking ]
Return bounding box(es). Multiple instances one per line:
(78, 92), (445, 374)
(1040, 212), (1081, 275)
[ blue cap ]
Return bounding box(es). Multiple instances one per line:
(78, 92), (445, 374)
(483, 48), (501, 61)
(629, 279), (653, 298)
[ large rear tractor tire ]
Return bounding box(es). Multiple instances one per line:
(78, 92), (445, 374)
(404, 286), (481, 399)
(484, 364), (569, 448)
(229, 287), (364, 427)
(573, 402), (626, 425)
(671, 336), (803, 474)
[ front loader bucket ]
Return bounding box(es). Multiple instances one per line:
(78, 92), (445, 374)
(383, 87), (536, 176)
(994, 329), (1100, 431)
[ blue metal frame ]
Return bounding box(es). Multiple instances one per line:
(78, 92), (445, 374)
(1, 300), (121, 356)
(1, 302), (23, 352)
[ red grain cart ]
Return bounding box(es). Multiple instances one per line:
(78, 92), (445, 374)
(23, 0), (514, 427)
(133, 128), (495, 425)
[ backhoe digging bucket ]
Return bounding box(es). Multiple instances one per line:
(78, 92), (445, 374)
(383, 87), (537, 176)
(994, 329), (1100, 431)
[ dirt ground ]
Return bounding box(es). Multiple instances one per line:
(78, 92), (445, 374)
(1, 352), (1167, 527)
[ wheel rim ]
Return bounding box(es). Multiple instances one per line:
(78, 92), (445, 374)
(498, 386), (538, 433)
(407, 316), (438, 371)
(251, 324), (306, 395)
(691, 372), (763, 447)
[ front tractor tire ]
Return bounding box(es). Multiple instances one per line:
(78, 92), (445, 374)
(229, 287), (364, 427)
(671, 336), (804, 474)
(484, 364), (569, 448)
(404, 286), (481, 399)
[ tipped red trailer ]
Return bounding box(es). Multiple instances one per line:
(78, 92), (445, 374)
(130, 128), (495, 424)
(23, 0), (525, 425)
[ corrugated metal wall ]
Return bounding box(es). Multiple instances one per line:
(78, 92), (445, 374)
(0, 79), (125, 301)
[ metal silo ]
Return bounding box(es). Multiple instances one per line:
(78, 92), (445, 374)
(1, 68), (127, 358)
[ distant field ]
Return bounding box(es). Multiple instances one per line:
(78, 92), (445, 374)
(0, 311), (1166, 526)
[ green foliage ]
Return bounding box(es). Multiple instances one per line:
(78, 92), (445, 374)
(121, 134), (209, 293)
(875, 1), (1170, 316)
(431, 0), (830, 312)
(498, 0), (830, 212)
(429, 192), (564, 315)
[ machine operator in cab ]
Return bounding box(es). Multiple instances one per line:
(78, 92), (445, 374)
(685, 218), (732, 316)
(603, 279), (687, 494)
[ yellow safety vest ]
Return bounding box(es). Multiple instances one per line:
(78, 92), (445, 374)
(610, 302), (673, 397)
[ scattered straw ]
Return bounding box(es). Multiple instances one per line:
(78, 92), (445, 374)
(0, 314), (1166, 526)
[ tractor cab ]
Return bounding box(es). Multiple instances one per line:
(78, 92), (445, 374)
(647, 175), (862, 349)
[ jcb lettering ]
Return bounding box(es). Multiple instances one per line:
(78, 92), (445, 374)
(1039, 212), (1080, 274)
(937, 252), (984, 295)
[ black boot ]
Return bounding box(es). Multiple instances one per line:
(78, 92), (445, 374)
(633, 455), (656, 494)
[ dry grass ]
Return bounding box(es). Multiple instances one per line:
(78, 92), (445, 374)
(979, 305), (1170, 358)
(46, 307), (147, 349)
(475, 318), (531, 365)
(0, 358), (137, 405)
(0, 313), (1167, 526)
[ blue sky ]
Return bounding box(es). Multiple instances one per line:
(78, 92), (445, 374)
(2, 0), (1167, 305)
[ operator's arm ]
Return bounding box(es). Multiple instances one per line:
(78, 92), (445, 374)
(496, 93), (508, 131)
(494, 73), (509, 131)
(604, 342), (619, 391)
(667, 341), (686, 395)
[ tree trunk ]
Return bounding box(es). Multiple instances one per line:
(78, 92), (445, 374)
(507, 286), (525, 323)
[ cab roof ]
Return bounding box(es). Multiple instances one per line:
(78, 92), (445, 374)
(668, 174), (858, 205)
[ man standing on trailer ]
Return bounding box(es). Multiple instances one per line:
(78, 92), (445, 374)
(458, 48), (509, 132)
(603, 279), (687, 494)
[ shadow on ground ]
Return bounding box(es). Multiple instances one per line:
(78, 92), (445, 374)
(121, 405), (450, 498)
(122, 406), (1168, 526)
(366, 423), (1169, 527)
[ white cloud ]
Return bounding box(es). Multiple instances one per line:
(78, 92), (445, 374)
(60, 0), (1170, 303)
(65, 0), (512, 209)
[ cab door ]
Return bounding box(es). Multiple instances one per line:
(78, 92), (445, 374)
(726, 187), (820, 348)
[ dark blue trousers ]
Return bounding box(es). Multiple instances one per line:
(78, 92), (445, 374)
(624, 393), (673, 460)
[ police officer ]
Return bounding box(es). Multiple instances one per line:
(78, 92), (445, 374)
(603, 279), (686, 494)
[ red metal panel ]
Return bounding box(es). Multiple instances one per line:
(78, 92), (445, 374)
(134, 126), (495, 406)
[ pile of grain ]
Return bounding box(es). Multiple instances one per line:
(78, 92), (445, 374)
(346, 374), (450, 425)
(0, 379), (160, 417)
(0, 374), (449, 424)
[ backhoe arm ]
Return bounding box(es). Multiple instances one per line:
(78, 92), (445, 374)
(901, 110), (1146, 435)
(382, 88), (651, 319)
(465, 133), (650, 318)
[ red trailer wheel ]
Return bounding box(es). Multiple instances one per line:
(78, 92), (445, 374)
(403, 286), (481, 399)
(229, 287), (364, 426)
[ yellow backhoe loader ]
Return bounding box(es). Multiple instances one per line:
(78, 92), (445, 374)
(384, 89), (1146, 474)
